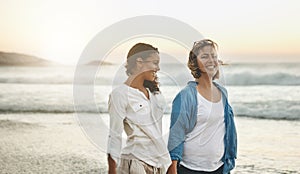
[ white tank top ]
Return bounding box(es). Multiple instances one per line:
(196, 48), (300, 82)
(181, 92), (225, 171)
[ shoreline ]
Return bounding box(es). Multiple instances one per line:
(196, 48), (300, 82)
(0, 112), (299, 121)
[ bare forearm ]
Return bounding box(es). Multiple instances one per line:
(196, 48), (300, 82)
(167, 160), (178, 174)
(107, 154), (117, 174)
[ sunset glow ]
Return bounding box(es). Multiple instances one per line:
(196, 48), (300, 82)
(0, 0), (299, 65)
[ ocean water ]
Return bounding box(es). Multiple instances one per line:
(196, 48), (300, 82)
(0, 63), (300, 173)
(1, 63), (299, 120)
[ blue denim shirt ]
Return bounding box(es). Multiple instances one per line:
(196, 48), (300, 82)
(168, 81), (237, 174)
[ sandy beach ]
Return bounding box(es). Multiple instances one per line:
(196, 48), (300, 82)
(1, 113), (300, 174)
(0, 113), (107, 174)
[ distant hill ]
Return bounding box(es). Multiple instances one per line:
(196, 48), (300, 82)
(85, 60), (114, 66)
(0, 52), (60, 66)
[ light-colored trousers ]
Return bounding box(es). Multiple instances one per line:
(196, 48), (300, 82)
(117, 158), (162, 174)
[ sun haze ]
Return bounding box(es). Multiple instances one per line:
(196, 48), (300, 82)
(0, 0), (299, 65)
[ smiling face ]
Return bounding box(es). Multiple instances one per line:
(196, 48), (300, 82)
(197, 45), (219, 78)
(139, 52), (160, 81)
(125, 43), (161, 93)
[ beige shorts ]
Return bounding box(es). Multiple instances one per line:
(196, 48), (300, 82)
(117, 158), (162, 174)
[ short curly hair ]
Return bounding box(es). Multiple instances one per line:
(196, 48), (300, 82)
(188, 39), (219, 79)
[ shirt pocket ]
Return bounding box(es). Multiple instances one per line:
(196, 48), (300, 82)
(129, 100), (149, 115)
(128, 100), (151, 125)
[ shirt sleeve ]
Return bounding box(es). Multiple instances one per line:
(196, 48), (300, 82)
(167, 92), (188, 161)
(107, 89), (127, 165)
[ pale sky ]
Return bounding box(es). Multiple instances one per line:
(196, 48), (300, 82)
(0, 0), (300, 64)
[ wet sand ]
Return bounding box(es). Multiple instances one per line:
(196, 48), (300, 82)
(0, 113), (299, 174)
(0, 114), (107, 174)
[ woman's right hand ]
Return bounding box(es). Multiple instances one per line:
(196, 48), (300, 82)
(107, 154), (116, 174)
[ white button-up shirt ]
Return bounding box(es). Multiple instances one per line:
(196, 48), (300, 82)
(107, 84), (171, 170)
